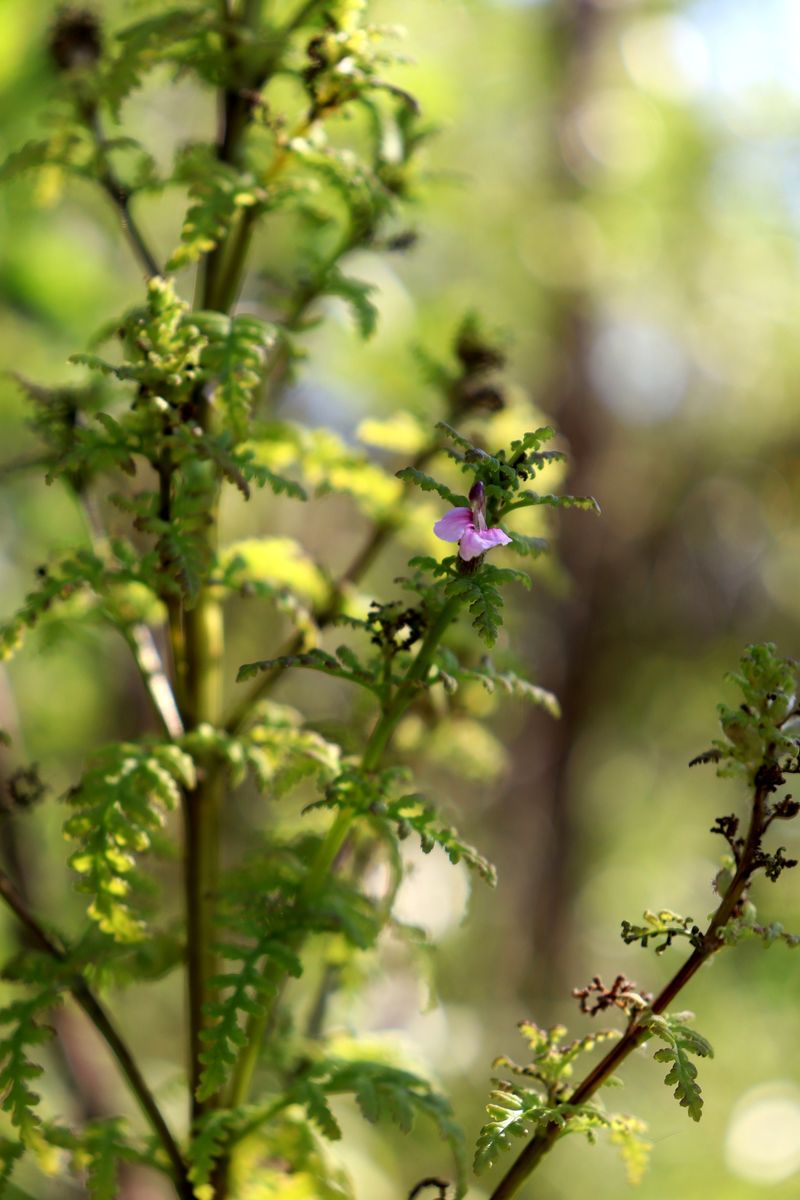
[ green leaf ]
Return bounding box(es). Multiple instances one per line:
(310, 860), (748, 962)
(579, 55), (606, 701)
(320, 268), (379, 338)
(445, 575), (503, 646)
(181, 706), (341, 796)
(293, 1081), (342, 1141)
(81, 1119), (139, 1200)
(395, 467), (468, 508)
(474, 1089), (530, 1174)
(167, 164), (262, 270)
(191, 312), (280, 441)
(197, 936), (302, 1101)
(644, 1012), (713, 1121)
(237, 648), (381, 695)
(0, 990), (59, 1143)
(438, 655), (560, 718)
(385, 795), (496, 886)
(64, 742), (194, 942)
(504, 491), (600, 515)
(304, 1058), (467, 1197)
(187, 1109), (241, 1191)
(620, 910), (702, 954)
(103, 8), (225, 117)
(0, 550), (106, 661)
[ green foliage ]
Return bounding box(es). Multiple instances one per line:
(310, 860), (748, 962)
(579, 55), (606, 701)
(183, 704), (341, 796)
(198, 935), (302, 1102)
(237, 647), (383, 696)
(76, 1118), (153, 1200)
(444, 565), (529, 647)
(643, 1012), (713, 1122)
(64, 742), (195, 942)
(0, 990), (58, 1143)
(620, 910), (703, 954)
(294, 1057), (467, 1197)
(432, 421), (599, 522)
(309, 765), (497, 887)
(720, 910), (800, 949)
(0, 127), (97, 186)
(383, 793), (497, 885)
(0, 1138), (24, 1192)
(0, 550), (106, 661)
(700, 643), (800, 783)
(434, 649), (560, 716)
(475, 1022), (648, 1183)
(319, 268), (379, 338)
(167, 164), (263, 271)
(395, 467), (468, 509)
(191, 312), (279, 440)
(0, 1), (713, 1197)
(188, 1108), (241, 1194)
(101, 7), (226, 118)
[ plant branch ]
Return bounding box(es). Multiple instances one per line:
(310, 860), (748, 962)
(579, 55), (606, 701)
(75, 487), (184, 740)
(487, 782), (771, 1200)
(89, 114), (161, 279)
(223, 591), (465, 1114)
(0, 869), (192, 1199)
(121, 623), (185, 740)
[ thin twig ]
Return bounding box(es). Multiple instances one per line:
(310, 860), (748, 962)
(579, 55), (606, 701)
(89, 112), (161, 278)
(0, 869), (192, 1199)
(123, 623), (185, 740)
(78, 489), (185, 740)
(487, 783), (771, 1200)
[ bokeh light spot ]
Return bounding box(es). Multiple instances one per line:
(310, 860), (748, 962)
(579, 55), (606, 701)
(725, 1083), (800, 1184)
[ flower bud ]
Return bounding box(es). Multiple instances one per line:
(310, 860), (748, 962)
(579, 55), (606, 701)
(468, 480), (485, 508)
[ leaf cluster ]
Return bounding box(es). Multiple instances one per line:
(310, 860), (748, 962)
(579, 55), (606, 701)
(291, 1056), (466, 1196)
(64, 741), (196, 942)
(475, 1022), (648, 1183)
(694, 644), (800, 784)
(620, 909), (703, 955)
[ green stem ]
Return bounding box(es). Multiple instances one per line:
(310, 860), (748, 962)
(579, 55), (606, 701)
(183, 0), (278, 1131)
(487, 784), (770, 1200)
(225, 592), (464, 1112)
(183, 539), (225, 1123)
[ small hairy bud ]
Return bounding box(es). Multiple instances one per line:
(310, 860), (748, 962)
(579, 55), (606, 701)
(49, 7), (102, 73)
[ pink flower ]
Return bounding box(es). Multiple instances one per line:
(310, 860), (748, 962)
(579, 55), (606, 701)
(433, 481), (512, 562)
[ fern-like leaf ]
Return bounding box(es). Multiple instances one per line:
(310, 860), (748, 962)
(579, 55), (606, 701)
(64, 743), (195, 942)
(644, 1012), (713, 1121)
(0, 990), (59, 1142)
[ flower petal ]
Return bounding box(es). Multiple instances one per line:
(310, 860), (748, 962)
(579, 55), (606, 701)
(433, 508), (473, 542)
(458, 525), (512, 561)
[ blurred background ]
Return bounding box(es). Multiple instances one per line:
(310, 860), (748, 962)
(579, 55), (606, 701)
(2, 0), (800, 1197)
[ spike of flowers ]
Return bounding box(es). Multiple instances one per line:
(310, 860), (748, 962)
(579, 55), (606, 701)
(434, 481), (512, 561)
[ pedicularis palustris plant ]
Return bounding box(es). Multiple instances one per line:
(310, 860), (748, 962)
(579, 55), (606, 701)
(0, 4), (797, 1200)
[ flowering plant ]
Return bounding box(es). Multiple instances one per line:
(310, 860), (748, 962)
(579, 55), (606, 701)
(0, 5), (796, 1200)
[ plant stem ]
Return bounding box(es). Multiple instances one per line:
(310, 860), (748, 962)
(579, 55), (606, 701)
(182, 0), (276, 1125)
(487, 784), (770, 1200)
(0, 870), (192, 1198)
(75, 483), (184, 740)
(183, 513), (225, 1121)
(224, 592), (464, 1112)
(89, 113), (161, 278)
(122, 623), (185, 740)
